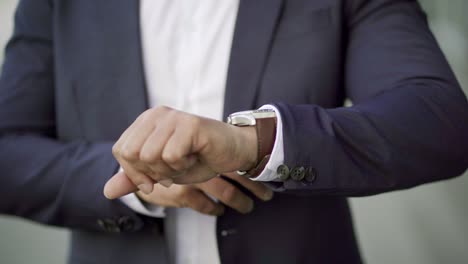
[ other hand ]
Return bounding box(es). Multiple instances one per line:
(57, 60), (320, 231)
(104, 106), (258, 198)
(137, 172), (273, 215)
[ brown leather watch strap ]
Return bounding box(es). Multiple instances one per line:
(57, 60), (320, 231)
(246, 116), (277, 178)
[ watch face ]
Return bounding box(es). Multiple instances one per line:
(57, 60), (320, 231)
(227, 111), (256, 126)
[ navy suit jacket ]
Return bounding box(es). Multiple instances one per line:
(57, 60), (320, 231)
(1, 0), (467, 263)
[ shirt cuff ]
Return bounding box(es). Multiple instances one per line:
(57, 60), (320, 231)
(117, 167), (166, 218)
(250, 104), (284, 182)
(120, 193), (166, 217)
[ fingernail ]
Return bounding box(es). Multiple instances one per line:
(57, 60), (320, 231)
(103, 181), (113, 199)
(158, 179), (173, 187)
(263, 190), (274, 201)
(138, 183), (153, 194)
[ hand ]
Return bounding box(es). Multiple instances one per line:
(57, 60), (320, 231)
(104, 106), (258, 199)
(137, 173), (274, 215)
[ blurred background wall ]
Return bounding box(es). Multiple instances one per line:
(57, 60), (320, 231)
(0, 1), (467, 263)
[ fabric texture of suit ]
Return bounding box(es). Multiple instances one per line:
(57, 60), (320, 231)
(1, 0), (467, 263)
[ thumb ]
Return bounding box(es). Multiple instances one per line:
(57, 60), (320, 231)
(103, 171), (139, 199)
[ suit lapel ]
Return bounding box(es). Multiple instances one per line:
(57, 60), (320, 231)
(107, 0), (148, 126)
(105, 0), (283, 124)
(223, 0), (284, 119)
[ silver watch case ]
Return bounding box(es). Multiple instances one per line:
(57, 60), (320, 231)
(227, 109), (276, 126)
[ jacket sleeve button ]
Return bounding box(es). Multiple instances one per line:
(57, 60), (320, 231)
(97, 218), (121, 233)
(305, 167), (318, 183)
(276, 164), (290, 181)
(118, 216), (135, 232)
(290, 166), (306, 181)
(97, 219), (106, 230)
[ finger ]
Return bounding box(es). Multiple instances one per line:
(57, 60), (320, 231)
(118, 160), (156, 195)
(224, 172), (274, 201)
(136, 184), (184, 207)
(112, 111), (147, 160)
(146, 161), (182, 188)
(117, 149), (172, 184)
(146, 162), (179, 181)
(196, 177), (254, 214)
(139, 119), (175, 165)
(120, 111), (158, 162)
(139, 121), (179, 183)
(103, 170), (138, 199)
(172, 163), (217, 184)
(161, 125), (198, 171)
(183, 188), (225, 216)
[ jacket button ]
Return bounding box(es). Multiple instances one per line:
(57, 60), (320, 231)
(290, 166), (306, 181)
(97, 219), (105, 229)
(276, 164), (290, 181)
(305, 167), (318, 183)
(220, 229), (237, 237)
(118, 216), (135, 232)
(97, 218), (121, 233)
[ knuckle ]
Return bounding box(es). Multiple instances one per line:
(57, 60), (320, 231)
(121, 147), (139, 161)
(112, 144), (120, 157)
(139, 151), (155, 163)
(162, 150), (181, 164)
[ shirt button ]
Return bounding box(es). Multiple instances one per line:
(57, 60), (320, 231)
(220, 229), (237, 237)
(276, 164), (290, 181)
(290, 166), (306, 181)
(305, 167), (318, 183)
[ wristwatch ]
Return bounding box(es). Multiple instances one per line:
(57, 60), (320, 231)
(227, 109), (277, 178)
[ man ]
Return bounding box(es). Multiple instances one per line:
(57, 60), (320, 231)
(1, 0), (467, 263)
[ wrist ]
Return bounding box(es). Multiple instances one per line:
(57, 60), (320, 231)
(227, 109), (277, 177)
(237, 126), (258, 171)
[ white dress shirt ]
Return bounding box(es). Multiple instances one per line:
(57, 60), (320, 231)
(120, 1), (284, 263)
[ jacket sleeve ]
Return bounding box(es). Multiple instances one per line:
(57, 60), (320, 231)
(272, 0), (468, 195)
(0, 0), (147, 233)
